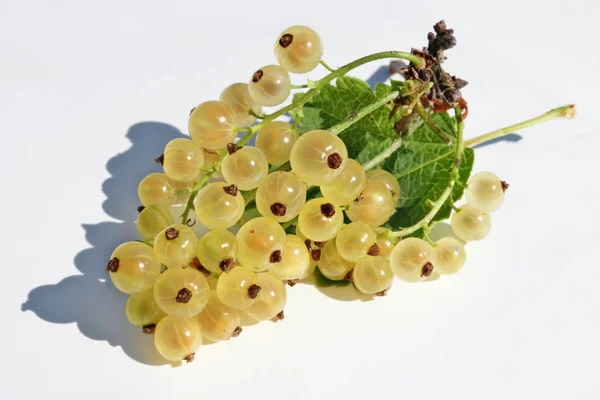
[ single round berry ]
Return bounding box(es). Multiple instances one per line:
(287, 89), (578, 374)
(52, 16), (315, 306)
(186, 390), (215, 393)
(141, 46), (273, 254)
(236, 217), (287, 272)
(274, 25), (323, 74)
(136, 204), (174, 239)
(433, 237), (467, 275)
(255, 171), (307, 223)
(246, 273), (287, 321)
(321, 159), (367, 206)
(255, 121), (299, 166)
(335, 222), (377, 262)
(196, 229), (238, 275)
(466, 171), (506, 213)
(297, 198), (344, 242)
(125, 289), (166, 327)
(221, 146), (269, 191)
(390, 238), (435, 282)
(154, 316), (203, 362)
(451, 204), (491, 241)
(107, 242), (162, 294)
(193, 182), (245, 229)
(318, 241), (355, 281)
(353, 256), (394, 294)
(219, 82), (263, 128)
(366, 169), (401, 202)
(195, 291), (240, 342)
(153, 224), (198, 268)
(248, 65), (291, 107)
(161, 138), (205, 182)
(137, 173), (175, 207)
(188, 100), (237, 150)
(153, 267), (210, 317)
(216, 265), (261, 310)
(290, 130), (348, 186)
(346, 180), (395, 227)
(269, 234), (311, 281)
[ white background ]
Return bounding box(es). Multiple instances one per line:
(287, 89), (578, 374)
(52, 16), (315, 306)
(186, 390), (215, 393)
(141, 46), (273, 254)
(2, 0), (599, 399)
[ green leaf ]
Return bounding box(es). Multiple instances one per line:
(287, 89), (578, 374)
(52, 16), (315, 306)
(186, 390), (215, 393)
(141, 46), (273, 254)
(295, 76), (475, 233)
(313, 267), (351, 288)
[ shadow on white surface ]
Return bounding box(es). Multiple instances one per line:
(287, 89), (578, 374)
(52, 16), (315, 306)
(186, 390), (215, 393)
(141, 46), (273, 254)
(22, 122), (186, 367)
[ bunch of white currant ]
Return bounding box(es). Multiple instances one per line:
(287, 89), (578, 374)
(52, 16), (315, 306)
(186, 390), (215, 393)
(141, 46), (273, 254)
(105, 25), (508, 363)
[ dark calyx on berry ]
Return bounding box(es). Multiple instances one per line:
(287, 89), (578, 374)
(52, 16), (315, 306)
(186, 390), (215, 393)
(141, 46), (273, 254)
(344, 270), (354, 282)
(227, 143), (241, 154)
(354, 191), (364, 203)
(219, 257), (235, 273)
(270, 250), (282, 263)
(155, 153), (164, 165)
(304, 239), (312, 250)
(192, 257), (211, 276)
(252, 69), (263, 83)
(184, 353), (195, 363)
(286, 279), (298, 287)
(320, 203), (336, 218)
(270, 202), (287, 216)
(311, 249), (321, 261)
(106, 257), (119, 272)
(275, 310), (285, 320)
(137, 205), (145, 213)
(367, 243), (380, 256)
(247, 284), (262, 299)
(231, 326), (242, 337)
(176, 288), (193, 303)
(501, 180), (510, 192)
(327, 152), (343, 169)
(142, 324), (156, 335)
(279, 33), (293, 48)
(165, 227), (179, 240)
(223, 184), (239, 196)
(421, 262), (434, 278)
(314, 241), (326, 248)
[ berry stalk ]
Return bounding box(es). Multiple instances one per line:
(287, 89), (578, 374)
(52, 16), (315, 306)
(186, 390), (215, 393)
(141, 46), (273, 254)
(464, 104), (575, 148)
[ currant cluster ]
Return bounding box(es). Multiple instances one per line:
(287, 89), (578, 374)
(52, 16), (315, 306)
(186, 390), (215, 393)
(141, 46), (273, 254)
(105, 24), (509, 364)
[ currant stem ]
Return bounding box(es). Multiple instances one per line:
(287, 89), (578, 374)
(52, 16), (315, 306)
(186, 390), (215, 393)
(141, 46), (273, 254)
(330, 91), (399, 136)
(464, 104), (576, 148)
(180, 173), (212, 223)
(319, 60), (336, 72)
(248, 109), (265, 119)
(291, 84), (309, 89)
(386, 106), (465, 238)
(414, 101), (452, 144)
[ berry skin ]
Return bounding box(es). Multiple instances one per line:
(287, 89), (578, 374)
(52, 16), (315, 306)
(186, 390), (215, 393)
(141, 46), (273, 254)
(136, 204), (174, 239)
(318, 241), (355, 281)
(274, 25), (324, 74)
(188, 101), (237, 150)
(216, 265), (261, 310)
(196, 229), (238, 275)
(290, 130), (348, 186)
(269, 234), (311, 281)
(153, 267), (210, 318)
(246, 273), (287, 321)
(353, 256), (394, 294)
(161, 138), (205, 182)
(193, 182), (245, 229)
(236, 217), (287, 272)
(297, 198), (344, 242)
(195, 291), (240, 342)
(346, 180), (395, 228)
(219, 83), (263, 128)
(248, 65), (291, 107)
(255, 171), (307, 223)
(255, 121), (298, 166)
(138, 173), (175, 207)
(451, 204), (491, 241)
(154, 316), (203, 362)
(466, 171), (506, 213)
(390, 238), (435, 282)
(433, 237), (467, 275)
(107, 242), (162, 294)
(366, 169), (401, 202)
(153, 224), (198, 268)
(221, 146), (269, 191)
(375, 235), (395, 260)
(335, 222), (377, 262)
(320, 159), (367, 206)
(125, 289), (166, 327)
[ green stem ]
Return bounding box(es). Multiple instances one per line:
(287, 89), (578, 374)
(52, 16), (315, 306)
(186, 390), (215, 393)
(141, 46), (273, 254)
(248, 109), (265, 119)
(387, 106), (464, 238)
(291, 84), (308, 89)
(320, 60), (336, 72)
(362, 137), (404, 171)
(414, 101), (452, 143)
(330, 91), (399, 136)
(464, 104), (575, 148)
(244, 189), (257, 206)
(180, 173), (212, 223)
